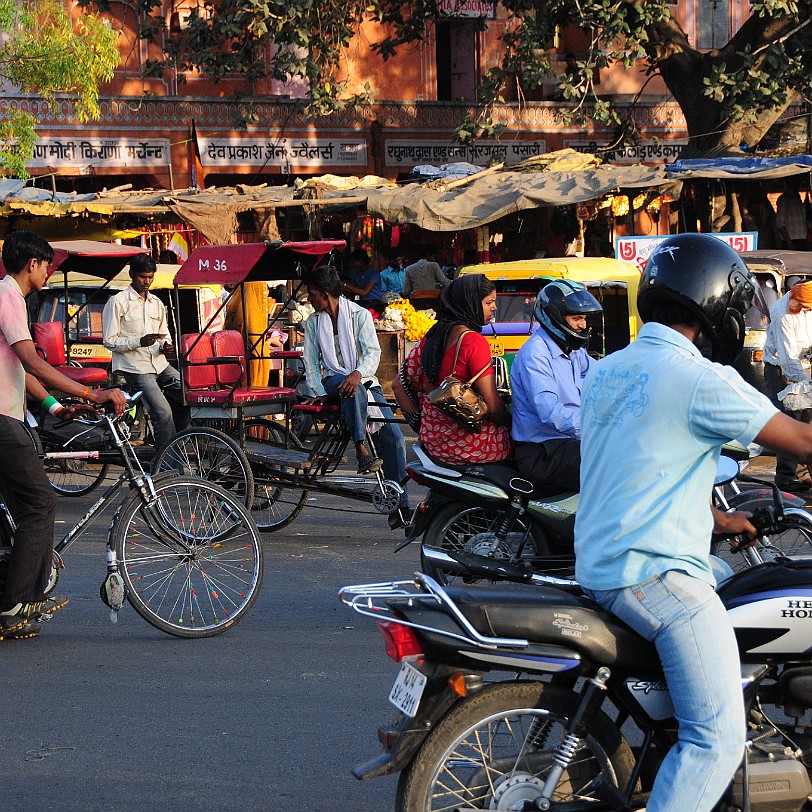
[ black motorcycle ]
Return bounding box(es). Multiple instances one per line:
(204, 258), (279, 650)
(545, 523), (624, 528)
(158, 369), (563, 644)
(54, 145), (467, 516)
(404, 441), (812, 582)
(341, 543), (812, 811)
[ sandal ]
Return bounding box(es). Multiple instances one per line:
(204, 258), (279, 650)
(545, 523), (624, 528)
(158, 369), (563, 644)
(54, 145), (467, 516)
(388, 510), (405, 530)
(356, 454), (382, 475)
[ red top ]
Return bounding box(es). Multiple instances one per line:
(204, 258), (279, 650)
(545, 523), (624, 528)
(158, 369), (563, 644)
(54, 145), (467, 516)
(406, 330), (512, 465)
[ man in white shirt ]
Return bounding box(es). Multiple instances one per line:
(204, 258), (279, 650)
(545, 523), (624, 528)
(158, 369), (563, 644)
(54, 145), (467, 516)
(763, 279), (812, 491)
(103, 254), (190, 450)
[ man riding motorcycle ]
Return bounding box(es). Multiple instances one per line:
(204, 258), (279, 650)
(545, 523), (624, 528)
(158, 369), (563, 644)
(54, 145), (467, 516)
(575, 233), (812, 812)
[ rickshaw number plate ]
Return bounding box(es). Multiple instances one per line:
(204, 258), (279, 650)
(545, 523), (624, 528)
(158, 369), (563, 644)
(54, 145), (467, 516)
(389, 662), (426, 717)
(490, 341), (505, 357)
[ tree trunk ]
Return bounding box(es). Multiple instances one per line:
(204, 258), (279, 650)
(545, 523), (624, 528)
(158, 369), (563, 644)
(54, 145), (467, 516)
(647, 16), (801, 156)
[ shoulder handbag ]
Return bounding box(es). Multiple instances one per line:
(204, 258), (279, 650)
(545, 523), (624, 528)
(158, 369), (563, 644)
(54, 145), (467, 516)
(426, 331), (491, 432)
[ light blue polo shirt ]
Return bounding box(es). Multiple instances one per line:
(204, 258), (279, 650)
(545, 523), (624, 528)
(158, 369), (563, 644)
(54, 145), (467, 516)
(574, 322), (778, 590)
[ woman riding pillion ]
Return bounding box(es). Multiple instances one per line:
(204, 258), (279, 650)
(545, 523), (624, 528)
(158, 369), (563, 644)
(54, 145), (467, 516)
(392, 273), (512, 465)
(302, 265), (409, 526)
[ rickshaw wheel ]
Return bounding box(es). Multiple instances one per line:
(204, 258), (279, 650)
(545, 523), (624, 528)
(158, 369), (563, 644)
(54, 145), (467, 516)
(243, 418), (309, 532)
(151, 427), (254, 508)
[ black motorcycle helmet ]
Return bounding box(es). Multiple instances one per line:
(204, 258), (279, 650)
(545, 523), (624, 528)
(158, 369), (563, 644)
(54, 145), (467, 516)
(533, 279), (603, 354)
(637, 233), (756, 365)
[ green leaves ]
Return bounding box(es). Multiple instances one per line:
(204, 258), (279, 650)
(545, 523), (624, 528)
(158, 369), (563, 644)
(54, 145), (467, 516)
(0, 0), (119, 178)
(121, 0), (810, 153)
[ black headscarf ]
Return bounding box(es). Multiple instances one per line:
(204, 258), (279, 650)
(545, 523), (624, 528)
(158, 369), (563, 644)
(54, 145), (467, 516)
(421, 274), (487, 384)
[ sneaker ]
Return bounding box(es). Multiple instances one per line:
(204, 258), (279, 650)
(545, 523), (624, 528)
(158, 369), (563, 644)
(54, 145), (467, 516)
(775, 480), (812, 495)
(356, 454), (382, 475)
(0, 619), (40, 640)
(0, 594), (69, 630)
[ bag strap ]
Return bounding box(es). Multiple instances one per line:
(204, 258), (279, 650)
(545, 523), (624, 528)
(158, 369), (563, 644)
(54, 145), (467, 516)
(451, 330), (492, 387)
(449, 330), (467, 372)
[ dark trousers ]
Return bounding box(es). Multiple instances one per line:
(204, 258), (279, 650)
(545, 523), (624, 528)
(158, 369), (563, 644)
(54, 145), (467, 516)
(514, 438), (582, 494)
(0, 415), (57, 609)
(764, 362), (812, 485)
(123, 366), (191, 451)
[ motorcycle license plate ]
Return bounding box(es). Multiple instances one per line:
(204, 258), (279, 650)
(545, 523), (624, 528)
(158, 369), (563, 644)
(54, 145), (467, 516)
(388, 662), (426, 717)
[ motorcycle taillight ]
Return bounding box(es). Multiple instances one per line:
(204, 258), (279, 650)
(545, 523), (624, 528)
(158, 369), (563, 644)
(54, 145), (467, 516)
(377, 620), (424, 662)
(405, 465), (428, 487)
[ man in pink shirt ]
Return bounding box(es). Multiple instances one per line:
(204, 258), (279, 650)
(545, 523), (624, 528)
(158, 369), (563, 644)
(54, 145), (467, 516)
(0, 231), (126, 639)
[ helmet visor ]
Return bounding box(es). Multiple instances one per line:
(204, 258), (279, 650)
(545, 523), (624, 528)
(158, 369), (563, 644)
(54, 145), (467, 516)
(563, 287), (603, 316)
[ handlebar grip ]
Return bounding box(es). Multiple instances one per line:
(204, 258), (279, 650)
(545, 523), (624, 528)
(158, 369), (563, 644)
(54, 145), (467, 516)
(716, 505), (778, 553)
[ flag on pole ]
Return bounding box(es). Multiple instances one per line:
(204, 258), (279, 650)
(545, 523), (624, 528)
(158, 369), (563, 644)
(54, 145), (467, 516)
(168, 231), (189, 262)
(190, 119), (205, 190)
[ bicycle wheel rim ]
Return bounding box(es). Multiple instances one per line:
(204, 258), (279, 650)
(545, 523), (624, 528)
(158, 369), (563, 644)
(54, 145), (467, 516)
(114, 476), (263, 637)
(243, 419), (309, 531)
(152, 427), (254, 509)
(45, 458), (109, 496)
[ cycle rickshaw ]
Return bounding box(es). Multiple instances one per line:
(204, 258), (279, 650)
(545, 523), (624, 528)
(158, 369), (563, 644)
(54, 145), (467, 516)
(19, 240), (227, 495)
(150, 239), (409, 532)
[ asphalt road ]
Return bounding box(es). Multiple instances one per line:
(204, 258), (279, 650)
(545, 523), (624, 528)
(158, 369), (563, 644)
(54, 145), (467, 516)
(0, 446), (783, 812)
(0, 472), (424, 812)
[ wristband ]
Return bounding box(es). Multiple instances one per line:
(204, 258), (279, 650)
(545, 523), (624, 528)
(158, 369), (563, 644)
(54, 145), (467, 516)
(82, 386), (90, 399)
(41, 395), (64, 416)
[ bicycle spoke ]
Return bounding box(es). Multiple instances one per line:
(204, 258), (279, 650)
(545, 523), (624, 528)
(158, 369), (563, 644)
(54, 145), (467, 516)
(115, 477), (263, 637)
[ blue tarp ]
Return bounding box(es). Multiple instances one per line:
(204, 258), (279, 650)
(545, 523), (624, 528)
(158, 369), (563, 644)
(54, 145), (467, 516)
(667, 156), (812, 176)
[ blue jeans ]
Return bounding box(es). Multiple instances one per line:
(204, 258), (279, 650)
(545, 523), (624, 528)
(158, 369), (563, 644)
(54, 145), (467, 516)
(586, 570), (744, 812)
(322, 377), (409, 508)
(124, 366), (191, 451)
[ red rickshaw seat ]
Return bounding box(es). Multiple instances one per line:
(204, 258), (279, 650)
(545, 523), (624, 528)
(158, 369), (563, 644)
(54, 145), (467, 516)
(33, 322), (108, 385)
(181, 332), (297, 406)
(211, 329), (246, 386)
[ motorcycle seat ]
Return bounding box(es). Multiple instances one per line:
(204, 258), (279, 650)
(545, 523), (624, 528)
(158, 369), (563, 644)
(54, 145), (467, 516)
(418, 444), (572, 499)
(463, 461), (574, 499)
(442, 581), (660, 671)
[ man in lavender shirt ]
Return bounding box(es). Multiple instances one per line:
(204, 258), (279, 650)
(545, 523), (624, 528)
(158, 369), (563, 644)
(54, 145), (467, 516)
(0, 231), (125, 639)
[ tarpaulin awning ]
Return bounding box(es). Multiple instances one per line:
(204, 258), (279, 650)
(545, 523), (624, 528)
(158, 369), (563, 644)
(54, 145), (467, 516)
(667, 156), (812, 180)
(3, 150), (812, 238)
(321, 163), (676, 231)
(174, 239), (346, 285)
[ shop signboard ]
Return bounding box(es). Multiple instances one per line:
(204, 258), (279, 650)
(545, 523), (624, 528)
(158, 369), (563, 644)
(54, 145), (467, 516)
(617, 233), (758, 272)
(24, 137), (170, 170)
(385, 139), (546, 168)
(567, 139), (689, 165)
(198, 137), (367, 169)
(437, 0), (496, 17)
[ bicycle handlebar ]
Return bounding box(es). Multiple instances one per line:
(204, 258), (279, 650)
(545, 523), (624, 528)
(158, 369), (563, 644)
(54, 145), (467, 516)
(52, 390), (143, 429)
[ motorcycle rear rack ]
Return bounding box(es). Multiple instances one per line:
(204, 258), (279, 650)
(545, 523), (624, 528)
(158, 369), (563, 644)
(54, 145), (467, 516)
(339, 571), (531, 651)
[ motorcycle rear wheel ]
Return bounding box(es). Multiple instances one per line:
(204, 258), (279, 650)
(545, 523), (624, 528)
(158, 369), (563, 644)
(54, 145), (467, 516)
(395, 681), (636, 812)
(420, 501), (565, 584)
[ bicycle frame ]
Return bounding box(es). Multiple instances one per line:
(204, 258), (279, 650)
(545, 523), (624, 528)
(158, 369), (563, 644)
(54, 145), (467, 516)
(247, 404), (407, 510)
(48, 410), (159, 558)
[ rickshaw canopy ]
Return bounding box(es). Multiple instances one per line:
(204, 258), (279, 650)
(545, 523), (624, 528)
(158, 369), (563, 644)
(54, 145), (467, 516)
(173, 240), (346, 286)
(1, 240), (148, 281)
